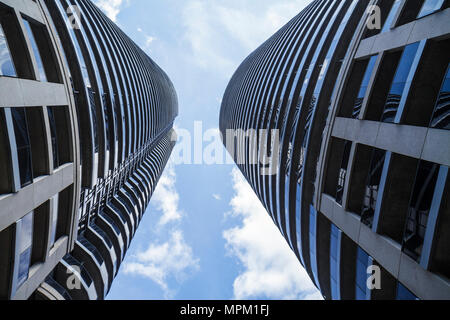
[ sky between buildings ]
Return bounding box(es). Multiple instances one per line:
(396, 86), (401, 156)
(92, 0), (322, 300)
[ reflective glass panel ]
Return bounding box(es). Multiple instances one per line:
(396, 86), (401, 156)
(309, 206), (319, 288)
(417, 0), (445, 18)
(381, 43), (420, 122)
(47, 107), (59, 168)
(336, 141), (352, 204)
(403, 161), (440, 261)
(22, 19), (47, 82)
(430, 63), (450, 130)
(361, 149), (387, 227)
(355, 247), (369, 300)
(381, 0), (402, 33)
(16, 211), (33, 288)
(330, 224), (340, 300)
(49, 195), (59, 247)
(397, 283), (419, 300)
(11, 108), (33, 187)
(0, 23), (16, 77)
(353, 56), (378, 118)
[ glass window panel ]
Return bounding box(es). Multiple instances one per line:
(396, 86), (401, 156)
(430, 64), (450, 130)
(16, 211), (34, 288)
(336, 141), (352, 204)
(355, 248), (370, 299)
(382, 0), (402, 33)
(353, 55), (378, 118)
(382, 43), (420, 122)
(362, 149), (386, 227)
(10, 108), (33, 187)
(356, 260), (368, 288)
(395, 43), (420, 84)
(0, 23), (16, 77)
(17, 148), (33, 187)
(330, 236), (338, 259)
(47, 107), (59, 167)
(330, 258), (338, 280)
(361, 56), (378, 88)
(49, 195), (59, 247)
(355, 286), (367, 300)
(10, 108), (30, 148)
(417, 0), (445, 18)
(403, 161), (440, 261)
(397, 283), (419, 300)
(331, 279), (339, 300)
(22, 19), (47, 82)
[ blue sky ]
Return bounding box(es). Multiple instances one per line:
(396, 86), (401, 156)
(92, 0), (322, 300)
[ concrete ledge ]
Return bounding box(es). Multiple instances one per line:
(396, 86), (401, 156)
(320, 193), (450, 299)
(422, 128), (450, 167)
(358, 224), (402, 278)
(375, 122), (427, 159)
(0, 163), (74, 232)
(398, 253), (450, 300)
(356, 8), (450, 58)
(321, 194), (361, 243)
(332, 118), (450, 166)
(1, 0), (44, 24)
(0, 78), (68, 107)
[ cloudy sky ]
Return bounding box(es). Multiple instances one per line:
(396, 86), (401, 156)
(92, 0), (322, 300)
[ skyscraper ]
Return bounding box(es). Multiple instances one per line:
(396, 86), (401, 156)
(0, 0), (177, 299)
(220, 0), (449, 300)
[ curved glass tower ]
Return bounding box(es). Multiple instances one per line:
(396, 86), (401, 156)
(0, 0), (177, 299)
(220, 0), (450, 300)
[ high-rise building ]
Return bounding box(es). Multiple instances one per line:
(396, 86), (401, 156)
(220, 0), (449, 300)
(0, 0), (177, 300)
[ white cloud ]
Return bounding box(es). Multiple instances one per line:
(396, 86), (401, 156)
(181, 0), (309, 77)
(223, 168), (323, 300)
(122, 160), (199, 298)
(182, 1), (236, 76)
(94, 0), (128, 22)
(145, 35), (157, 52)
(152, 163), (182, 226)
(136, 27), (157, 53)
(123, 230), (199, 299)
(213, 194), (222, 201)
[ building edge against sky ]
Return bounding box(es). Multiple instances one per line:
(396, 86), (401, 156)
(220, 0), (450, 300)
(0, 0), (177, 300)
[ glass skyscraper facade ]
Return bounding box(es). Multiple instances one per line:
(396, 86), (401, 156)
(220, 0), (450, 300)
(0, 0), (177, 300)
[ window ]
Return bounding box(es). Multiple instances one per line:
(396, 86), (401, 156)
(0, 23), (16, 77)
(47, 107), (59, 168)
(381, 43), (420, 122)
(355, 247), (370, 300)
(402, 161), (440, 261)
(16, 211), (34, 288)
(381, 0), (402, 33)
(309, 206), (319, 289)
(417, 0), (445, 19)
(22, 19), (47, 82)
(352, 56), (378, 118)
(336, 141), (352, 204)
(49, 195), (59, 247)
(430, 63), (450, 130)
(330, 224), (340, 300)
(396, 283), (419, 300)
(10, 108), (33, 187)
(361, 149), (387, 227)
(46, 106), (72, 167)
